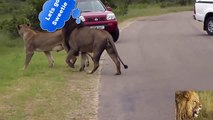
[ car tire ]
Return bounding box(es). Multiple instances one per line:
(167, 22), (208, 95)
(205, 16), (213, 35)
(111, 28), (119, 42)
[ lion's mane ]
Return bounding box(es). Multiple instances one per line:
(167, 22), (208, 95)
(175, 91), (201, 120)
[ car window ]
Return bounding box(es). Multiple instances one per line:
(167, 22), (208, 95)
(77, 0), (105, 12)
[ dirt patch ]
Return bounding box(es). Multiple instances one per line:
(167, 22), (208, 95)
(66, 71), (100, 120)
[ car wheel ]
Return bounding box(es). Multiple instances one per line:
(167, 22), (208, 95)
(206, 17), (213, 35)
(111, 28), (119, 42)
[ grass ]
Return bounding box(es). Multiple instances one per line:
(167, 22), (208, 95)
(117, 4), (193, 22)
(0, 33), (98, 119)
(197, 91), (213, 120)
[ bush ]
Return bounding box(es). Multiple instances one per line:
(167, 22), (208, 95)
(0, 16), (29, 38)
(177, 0), (188, 6)
(0, 0), (45, 37)
(160, 2), (176, 8)
(114, 5), (128, 15)
(102, 0), (129, 15)
(25, 0), (46, 30)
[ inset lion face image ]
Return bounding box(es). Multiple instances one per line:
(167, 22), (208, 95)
(175, 91), (202, 120)
(16, 24), (31, 36)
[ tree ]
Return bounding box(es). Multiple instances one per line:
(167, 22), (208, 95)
(25, 0), (46, 30)
(102, 0), (130, 15)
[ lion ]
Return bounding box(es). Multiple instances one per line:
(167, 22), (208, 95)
(17, 24), (64, 69)
(17, 24), (90, 70)
(175, 91), (202, 120)
(62, 17), (128, 75)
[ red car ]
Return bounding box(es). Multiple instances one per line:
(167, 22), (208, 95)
(77, 0), (119, 42)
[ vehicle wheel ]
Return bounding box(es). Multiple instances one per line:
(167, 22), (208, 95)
(111, 28), (119, 42)
(206, 17), (213, 35)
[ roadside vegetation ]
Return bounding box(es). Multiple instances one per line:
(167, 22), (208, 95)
(197, 91), (213, 120)
(0, 0), (197, 119)
(117, 4), (193, 22)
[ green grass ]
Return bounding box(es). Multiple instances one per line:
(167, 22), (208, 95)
(117, 4), (193, 22)
(0, 33), (23, 87)
(0, 33), (98, 119)
(197, 91), (213, 120)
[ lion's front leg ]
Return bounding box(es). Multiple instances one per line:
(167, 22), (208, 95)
(23, 50), (34, 70)
(66, 50), (76, 68)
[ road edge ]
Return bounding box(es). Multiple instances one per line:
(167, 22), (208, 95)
(95, 16), (144, 120)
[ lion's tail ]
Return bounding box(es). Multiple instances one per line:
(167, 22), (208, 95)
(107, 33), (128, 69)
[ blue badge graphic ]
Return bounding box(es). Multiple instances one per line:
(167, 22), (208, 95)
(72, 8), (81, 24)
(39, 0), (81, 32)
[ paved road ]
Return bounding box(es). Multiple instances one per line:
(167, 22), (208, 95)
(98, 12), (213, 120)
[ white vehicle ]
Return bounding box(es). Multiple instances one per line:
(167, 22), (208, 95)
(194, 0), (213, 35)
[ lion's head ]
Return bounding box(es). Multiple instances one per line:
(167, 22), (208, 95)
(175, 91), (202, 120)
(16, 24), (31, 36)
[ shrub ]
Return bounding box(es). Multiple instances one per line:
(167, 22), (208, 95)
(25, 0), (46, 30)
(160, 2), (176, 8)
(0, 0), (45, 37)
(0, 16), (29, 38)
